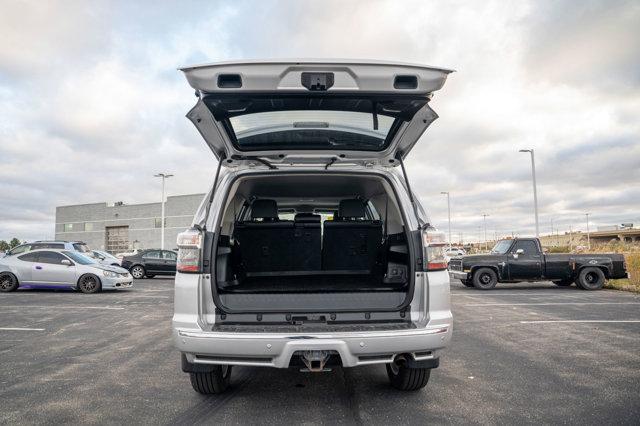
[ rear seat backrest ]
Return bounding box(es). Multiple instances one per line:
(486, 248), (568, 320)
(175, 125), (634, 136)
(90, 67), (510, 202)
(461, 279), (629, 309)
(234, 199), (294, 273)
(322, 199), (382, 272)
(293, 213), (322, 270)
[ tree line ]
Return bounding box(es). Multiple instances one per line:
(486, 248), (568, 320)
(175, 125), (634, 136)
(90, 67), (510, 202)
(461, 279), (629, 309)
(0, 238), (23, 252)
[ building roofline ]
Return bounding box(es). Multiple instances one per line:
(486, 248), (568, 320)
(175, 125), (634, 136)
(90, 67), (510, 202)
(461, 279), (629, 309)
(55, 193), (206, 209)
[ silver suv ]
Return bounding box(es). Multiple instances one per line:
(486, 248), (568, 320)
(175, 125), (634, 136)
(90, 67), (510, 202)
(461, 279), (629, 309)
(172, 60), (453, 394)
(3, 241), (91, 257)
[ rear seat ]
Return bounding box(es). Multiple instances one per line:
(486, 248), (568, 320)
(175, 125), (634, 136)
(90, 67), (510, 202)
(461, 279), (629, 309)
(234, 199), (294, 273)
(234, 201), (322, 274)
(322, 199), (382, 272)
(293, 213), (322, 270)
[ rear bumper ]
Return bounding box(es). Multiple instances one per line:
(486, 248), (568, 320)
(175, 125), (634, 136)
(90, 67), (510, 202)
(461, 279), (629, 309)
(448, 270), (469, 281)
(173, 324), (451, 368)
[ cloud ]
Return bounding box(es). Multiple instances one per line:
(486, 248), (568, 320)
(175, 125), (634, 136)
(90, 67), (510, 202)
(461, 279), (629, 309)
(0, 0), (638, 242)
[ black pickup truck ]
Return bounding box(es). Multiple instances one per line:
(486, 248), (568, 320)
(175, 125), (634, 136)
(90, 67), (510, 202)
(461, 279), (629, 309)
(448, 238), (628, 290)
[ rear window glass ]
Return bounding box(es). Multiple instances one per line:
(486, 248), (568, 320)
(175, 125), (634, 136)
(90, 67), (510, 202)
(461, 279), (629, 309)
(513, 240), (539, 255)
(230, 111), (395, 151)
(143, 251), (161, 259)
(204, 95), (427, 152)
(162, 251), (177, 260)
(8, 245), (30, 255)
(18, 252), (39, 262)
(32, 243), (64, 249)
(73, 243), (90, 253)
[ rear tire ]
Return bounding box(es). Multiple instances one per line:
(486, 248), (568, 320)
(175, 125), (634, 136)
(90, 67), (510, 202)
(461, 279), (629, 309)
(386, 363), (431, 391)
(553, 279), (573, 287)
(576, 267), (605, 290)
(189, 365), (232, 394)
(461, 280), (474, 287)
(472, 268), (498, 290)
(0, 273), (19, 292)
(130, 265), (145, 279)
(78, 274), (101, 294)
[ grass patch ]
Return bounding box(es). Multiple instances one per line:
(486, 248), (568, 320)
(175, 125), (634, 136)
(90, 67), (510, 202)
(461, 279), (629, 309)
(606, 278), (640, 293)
(605, 252), (640, 293)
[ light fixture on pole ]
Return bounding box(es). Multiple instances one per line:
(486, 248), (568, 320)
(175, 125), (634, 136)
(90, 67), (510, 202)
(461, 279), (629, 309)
(482, 213), (490, 251)
(585, 213), (591, 250)
(519, 149), (539, 237)
(441, 191), (452, 250)
(154, 173), (174, 250)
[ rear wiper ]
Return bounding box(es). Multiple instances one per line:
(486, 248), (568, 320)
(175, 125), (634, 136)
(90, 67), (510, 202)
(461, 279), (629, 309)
(231, 155), (278, 170)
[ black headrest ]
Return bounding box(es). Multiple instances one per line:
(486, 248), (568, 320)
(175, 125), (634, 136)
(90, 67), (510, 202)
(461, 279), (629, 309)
(337, 199), (366, 219)
(251, 199), (278, 220)
(294, 213), (321, 223)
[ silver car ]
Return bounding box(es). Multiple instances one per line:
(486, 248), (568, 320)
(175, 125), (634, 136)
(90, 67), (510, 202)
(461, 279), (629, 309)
(91, 250), (122, 266)
(173, 60), (453, 394)
(0, 249), (133, 293)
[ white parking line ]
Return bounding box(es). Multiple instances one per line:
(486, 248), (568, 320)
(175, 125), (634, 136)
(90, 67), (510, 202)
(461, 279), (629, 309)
(117, 295), (170, 299)
(0, 305), (125, 310)
(520, 320), (640, 324)
(0, 327), (46, 331)
(451, 292), (623, 296)
(465, 302), (640, 307)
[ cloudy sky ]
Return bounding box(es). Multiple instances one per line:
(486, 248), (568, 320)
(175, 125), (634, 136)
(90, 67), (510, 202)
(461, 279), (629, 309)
(1, 0), (639, 243)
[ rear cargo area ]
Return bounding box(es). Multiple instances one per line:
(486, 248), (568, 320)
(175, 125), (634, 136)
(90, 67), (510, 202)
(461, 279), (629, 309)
(213, 173), (413, 312)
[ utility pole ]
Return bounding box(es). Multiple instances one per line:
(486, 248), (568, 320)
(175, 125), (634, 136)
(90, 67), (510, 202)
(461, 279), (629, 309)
(569, 222), (573, 251)
(441, 192), (452, 250)
(519, 149), (539, 237)
(154, 173), (174, 250)
(482, 214), (490, 251)
(585, 213), (591, 250)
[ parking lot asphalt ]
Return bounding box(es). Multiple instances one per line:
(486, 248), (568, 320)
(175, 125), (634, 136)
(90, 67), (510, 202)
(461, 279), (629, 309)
(1, 278), (639, 425)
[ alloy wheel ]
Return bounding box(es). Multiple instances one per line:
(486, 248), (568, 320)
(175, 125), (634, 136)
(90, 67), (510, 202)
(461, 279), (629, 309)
(131, 266), (144, 279)
(79, 276), (98, 293)
(0, 275), (14, 290)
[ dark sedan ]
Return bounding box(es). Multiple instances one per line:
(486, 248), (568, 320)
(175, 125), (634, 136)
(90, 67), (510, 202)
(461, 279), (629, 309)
(121, 249), (177, 279)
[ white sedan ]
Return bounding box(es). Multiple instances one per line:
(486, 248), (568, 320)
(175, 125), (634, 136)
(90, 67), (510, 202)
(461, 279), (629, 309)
(0, 249), (132, 293)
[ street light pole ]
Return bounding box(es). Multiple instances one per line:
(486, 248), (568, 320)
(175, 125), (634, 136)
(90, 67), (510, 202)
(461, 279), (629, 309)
(441, 191), (452, 250)
(482, 213), (490, 251)
(585, 213), (591, 250)
(519, 149), (539, 237)
(154, 173), (174, 250)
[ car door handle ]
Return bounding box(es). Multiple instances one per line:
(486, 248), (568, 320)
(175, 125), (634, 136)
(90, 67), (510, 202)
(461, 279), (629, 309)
(35, 266), (42, 270)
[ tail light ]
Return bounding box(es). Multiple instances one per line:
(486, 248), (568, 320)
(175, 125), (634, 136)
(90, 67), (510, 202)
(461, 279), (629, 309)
(176, 228), (203, 273)
(422, 228), (448, 271)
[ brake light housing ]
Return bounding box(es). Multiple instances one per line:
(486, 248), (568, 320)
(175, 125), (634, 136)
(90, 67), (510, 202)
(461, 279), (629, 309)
(422, 228), (448, 271)
(176, 228), (203, 273)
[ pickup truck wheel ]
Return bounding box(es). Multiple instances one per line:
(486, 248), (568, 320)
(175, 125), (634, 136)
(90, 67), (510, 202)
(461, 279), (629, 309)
(461, 280), (474, 287)
(472, 268), (498, 290)
(576, 267), (606, 290)
(189, 365), (232, 394)
(386, 363), (431, 391)
(553, 279), (573, 287)
(0, 273), (19, 292)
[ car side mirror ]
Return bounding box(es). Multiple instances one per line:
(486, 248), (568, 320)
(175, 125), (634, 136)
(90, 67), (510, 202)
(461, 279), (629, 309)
(61, 259), (72, 266)
(513, 248), (524, 259)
